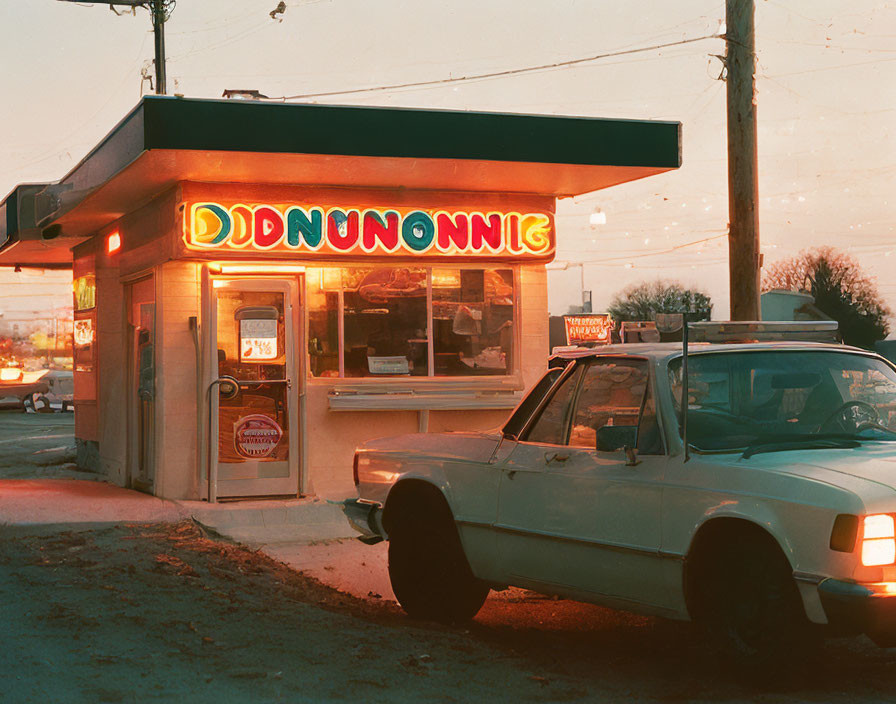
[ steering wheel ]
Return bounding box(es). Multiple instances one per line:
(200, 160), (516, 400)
(819, 400), (880, 433)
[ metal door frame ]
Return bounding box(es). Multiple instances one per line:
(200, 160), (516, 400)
(204, 277), (300, 501)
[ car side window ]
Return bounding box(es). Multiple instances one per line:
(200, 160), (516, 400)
(568, 359), (649, 450)
(637, 382), (664, 455)
(503, 367), (563, 438)
(523, 365), (584, 445)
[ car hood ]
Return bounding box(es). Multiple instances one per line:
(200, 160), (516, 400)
(712, 442), (896, 494)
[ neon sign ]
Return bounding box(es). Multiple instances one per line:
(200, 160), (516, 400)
(185, 202), (554, 260)
(564, 314), (615, 345)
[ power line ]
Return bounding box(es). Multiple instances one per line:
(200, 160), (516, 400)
(550, 232), (730, 265)
(264, 33), (722, 101)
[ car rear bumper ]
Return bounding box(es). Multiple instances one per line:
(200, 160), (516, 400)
(341, 498), (384, 544)
(818, 578), (896, 646)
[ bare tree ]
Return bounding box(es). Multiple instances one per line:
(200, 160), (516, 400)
(763, 246), (891, 348)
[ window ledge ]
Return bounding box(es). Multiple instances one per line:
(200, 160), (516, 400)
(328, 389), (522, 411)
(311, 375), (524, 393)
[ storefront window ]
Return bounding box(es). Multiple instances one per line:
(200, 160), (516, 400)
(343, 267), (428, 377)
(306, 266), (514, 379)
(307, 269), (341, 378)
(432, 269), (513, 376)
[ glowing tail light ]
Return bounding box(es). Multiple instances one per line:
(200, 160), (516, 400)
(862, 514), (896, 566)
(352, 453), (360, 486)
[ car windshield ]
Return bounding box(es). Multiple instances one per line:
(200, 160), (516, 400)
(668, 350), (896, 452)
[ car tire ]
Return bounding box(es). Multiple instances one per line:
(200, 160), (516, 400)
(387, 499), (489, 623)
(23, 393), (46, 413)
(702, 536), (809, 670)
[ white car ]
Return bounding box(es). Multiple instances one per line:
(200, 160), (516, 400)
(344, 330), (896, 666)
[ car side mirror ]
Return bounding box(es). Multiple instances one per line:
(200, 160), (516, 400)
(596, 425), (638, 452)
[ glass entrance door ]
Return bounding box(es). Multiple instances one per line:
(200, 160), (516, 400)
(210, 279), (299, 498)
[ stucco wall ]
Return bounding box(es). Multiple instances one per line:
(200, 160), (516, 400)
(153, 260), (202, 500)
(94, 242), (127, 485)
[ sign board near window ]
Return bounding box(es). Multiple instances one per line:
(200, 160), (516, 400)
(184, 202), (554, 262)
(240, 320), (278, 361)
(235, 306), (280, 362)
(73, 275), (96, 311)
(74, 319), (94, 347)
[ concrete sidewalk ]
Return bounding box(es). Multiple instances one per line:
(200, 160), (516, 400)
(0, 479), (188, 525)
(0, 478), (356, 542)
(178, 496), (357, 545)
(0, 477), (385, 601)
(265, 536), (396, 602)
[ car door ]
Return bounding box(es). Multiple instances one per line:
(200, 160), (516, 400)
(495, 356), (671, 609)
(493, 363), (584, 584)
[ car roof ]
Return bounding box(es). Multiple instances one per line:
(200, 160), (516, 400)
(550, 341), (876, 363)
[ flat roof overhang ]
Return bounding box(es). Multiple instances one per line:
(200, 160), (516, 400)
(0, 96), (681, 267)
(0, 184), (76, 268)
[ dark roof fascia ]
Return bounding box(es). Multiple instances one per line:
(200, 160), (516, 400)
(0, 188), (16, 250)
(140, 95), (682, 169)
(0, 183), (54, 252)
(32, 95), (682, 232)
(33, 100), (148, 229)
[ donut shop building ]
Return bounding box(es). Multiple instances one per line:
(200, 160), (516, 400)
(0, 97), (680, 502)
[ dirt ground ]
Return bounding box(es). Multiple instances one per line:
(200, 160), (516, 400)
(5, 521), (896, 704)
(6, 410), (896, 702)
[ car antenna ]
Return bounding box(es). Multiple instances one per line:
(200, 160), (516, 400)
(682, 310), (690, 463)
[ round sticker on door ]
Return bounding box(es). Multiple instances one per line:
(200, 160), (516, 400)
(233, 414), (283, 459)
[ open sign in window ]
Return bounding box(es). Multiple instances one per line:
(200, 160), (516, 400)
(236, 306), (280, 362)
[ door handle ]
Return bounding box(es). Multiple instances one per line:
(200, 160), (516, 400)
(545, 452), (570, 463)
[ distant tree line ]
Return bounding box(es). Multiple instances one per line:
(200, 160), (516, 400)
(607, 280), (712, 322)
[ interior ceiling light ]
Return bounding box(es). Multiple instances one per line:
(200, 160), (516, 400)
(210, 264), (306, 275)
(589, 210), (607, 226)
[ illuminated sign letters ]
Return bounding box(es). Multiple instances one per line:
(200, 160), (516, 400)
(185, 202), (554, 260)
(564, 314), (615, 345)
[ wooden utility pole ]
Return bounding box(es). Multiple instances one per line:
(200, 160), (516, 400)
(151, 0), (168, 95)
(56, 0), (171, 95)
(726, 0), (761, 320)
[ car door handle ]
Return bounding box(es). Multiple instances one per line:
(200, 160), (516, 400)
(545, 452), (570, 463)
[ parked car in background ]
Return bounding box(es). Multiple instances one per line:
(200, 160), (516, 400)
(0, 367), (73, 412)
(37, 370), (74, 412)
(0, 367), (50, 408)
(345, 323), (896, 667)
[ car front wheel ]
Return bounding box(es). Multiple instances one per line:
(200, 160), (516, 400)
(387, 501), (489, 623)
(702, 537), (810, 670)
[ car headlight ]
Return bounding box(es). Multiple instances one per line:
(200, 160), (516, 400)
(862, 514), (896, 567)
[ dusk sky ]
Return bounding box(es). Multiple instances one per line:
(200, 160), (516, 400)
(1, 0), (893, 329)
